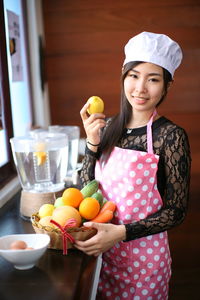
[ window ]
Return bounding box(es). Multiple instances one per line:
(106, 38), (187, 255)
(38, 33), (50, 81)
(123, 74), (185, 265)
(0, 0), (14, 186)
(0, 0), (33, 188)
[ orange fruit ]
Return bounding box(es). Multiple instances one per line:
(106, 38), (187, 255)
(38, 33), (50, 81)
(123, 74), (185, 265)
(51, 205), (82, 227)
(34, 151), (47, 166)
(62, 188), (84, 208)
(34, 142), (47, 166)
(79, 197), (100, 220)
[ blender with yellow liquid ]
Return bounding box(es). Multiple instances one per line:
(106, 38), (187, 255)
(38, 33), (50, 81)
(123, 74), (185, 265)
(10, 131), (68, 220)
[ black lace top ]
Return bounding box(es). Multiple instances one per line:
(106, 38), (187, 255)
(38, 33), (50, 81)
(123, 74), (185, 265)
(80, 116), (191, 242)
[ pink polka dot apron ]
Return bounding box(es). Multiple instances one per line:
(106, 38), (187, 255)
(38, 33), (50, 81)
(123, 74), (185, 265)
(95, 112), (171, 300)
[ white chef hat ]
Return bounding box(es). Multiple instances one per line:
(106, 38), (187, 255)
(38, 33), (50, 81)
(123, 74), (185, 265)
(123, 31), (183, 77)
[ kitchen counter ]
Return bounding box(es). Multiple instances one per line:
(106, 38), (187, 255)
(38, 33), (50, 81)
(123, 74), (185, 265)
(0, 192), (98, 300)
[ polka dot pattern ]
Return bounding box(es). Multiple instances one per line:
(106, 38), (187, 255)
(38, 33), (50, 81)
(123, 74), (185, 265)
(95, 147), (171, 299)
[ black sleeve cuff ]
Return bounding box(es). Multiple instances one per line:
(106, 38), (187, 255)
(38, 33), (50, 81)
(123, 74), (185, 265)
(85, 144), (99, 159)
(124, 223), (146, 242)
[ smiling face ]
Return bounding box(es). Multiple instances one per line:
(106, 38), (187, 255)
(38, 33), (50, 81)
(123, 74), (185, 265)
(124, 62), (165, 114)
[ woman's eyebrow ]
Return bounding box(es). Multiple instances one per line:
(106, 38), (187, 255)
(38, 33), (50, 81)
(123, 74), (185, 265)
(131, 69), (162, 77)
(148, 72), (162, 77)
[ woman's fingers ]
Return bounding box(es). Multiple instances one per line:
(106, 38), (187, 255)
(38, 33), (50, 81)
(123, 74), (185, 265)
(85, 118), (106, 132)
(74, 223), (107, 255)
(74, 242), (101, 256)
(75, 233), (101, 251)
(80, 102), (105, 121)
(74, 223), (122, 256)
(75, 235), (98, 249)
(81, 112), (106, 144)
(80, 102), (106, 147)
(80, 101), (105, 121)
(80, 102), (90, 121)
(80, 103), (105, 129)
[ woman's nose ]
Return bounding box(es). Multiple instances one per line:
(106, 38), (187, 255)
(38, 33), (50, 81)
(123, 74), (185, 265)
(135, 79), (147, 93)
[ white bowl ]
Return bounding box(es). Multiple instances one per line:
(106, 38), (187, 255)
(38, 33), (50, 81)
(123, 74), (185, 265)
(0, 234), (50, 270)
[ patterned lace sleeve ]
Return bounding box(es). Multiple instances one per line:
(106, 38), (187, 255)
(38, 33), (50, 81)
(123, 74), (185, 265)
(125, 126), (191, 242)
(79, 118), (112, 188)
(79, 146), (98, 187)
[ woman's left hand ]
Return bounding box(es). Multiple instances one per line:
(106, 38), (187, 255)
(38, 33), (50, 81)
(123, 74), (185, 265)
(74, 222), (126, 256)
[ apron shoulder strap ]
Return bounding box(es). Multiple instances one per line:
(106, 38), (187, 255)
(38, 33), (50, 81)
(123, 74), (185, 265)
(147, 110), (157, 154)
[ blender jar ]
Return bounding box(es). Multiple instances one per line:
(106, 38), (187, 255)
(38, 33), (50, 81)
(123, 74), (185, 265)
(10, 131), (68, 193)
(48, 126), (80, 178)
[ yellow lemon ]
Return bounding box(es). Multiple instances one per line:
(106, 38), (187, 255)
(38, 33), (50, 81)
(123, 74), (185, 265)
(87, 96), (104, 115)
(38, 204), (55, 219)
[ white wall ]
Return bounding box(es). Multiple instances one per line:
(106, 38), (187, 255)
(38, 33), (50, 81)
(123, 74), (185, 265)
(26, 0), (51, 128)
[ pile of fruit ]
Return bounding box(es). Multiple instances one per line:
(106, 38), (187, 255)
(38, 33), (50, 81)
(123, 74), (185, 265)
(36, 180), (116, 232)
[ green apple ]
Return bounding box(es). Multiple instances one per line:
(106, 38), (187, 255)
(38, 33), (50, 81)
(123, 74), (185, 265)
(54, 197), (65, 208)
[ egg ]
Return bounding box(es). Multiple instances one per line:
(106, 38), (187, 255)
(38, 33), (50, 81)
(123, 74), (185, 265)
(10, 240), (27, 250)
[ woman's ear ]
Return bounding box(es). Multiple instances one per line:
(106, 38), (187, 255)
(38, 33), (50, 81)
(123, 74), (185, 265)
(167, 80), (174, 91)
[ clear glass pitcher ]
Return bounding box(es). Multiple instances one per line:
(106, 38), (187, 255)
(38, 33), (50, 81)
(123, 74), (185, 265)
(48, 126), (80, 177)
(10, 131), (68, 193)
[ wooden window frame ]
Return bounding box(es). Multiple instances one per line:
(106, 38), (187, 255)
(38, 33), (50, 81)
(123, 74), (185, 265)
(0, 0), (17, 188)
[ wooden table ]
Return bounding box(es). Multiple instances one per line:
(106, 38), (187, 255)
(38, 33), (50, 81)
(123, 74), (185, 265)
(0, 192), (98, 300)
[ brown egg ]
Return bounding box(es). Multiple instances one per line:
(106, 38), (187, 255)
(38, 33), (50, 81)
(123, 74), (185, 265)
(25, 247), (34, 250)
(10, 240), (27, 250)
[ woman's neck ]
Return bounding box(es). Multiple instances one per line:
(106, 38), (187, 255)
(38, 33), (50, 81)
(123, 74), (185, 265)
(126, 110), (159, 129)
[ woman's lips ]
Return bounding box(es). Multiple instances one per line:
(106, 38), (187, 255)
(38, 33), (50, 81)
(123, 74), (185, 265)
(133, 96), (148, 104)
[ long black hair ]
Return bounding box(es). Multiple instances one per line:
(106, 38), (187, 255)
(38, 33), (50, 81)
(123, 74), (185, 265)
(98, 61), (172, 163)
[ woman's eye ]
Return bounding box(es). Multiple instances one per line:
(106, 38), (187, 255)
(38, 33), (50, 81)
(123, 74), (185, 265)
(129, 73), (138, 78)
(149, 78), (159, 82)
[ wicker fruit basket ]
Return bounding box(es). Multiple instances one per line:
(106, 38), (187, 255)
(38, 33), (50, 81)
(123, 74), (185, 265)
(31, 214), (97, 252)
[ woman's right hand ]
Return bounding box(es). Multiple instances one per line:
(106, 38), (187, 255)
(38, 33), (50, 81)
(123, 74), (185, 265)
(74, 222), (126, 256)
(80, 102), (106, 150)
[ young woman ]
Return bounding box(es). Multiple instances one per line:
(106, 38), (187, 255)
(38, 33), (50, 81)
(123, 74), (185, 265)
(75, 32), (191, 300)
